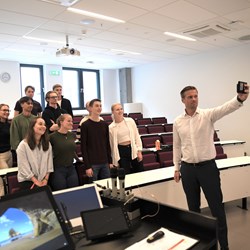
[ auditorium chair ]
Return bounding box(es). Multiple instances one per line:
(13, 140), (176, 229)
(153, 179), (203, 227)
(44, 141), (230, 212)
(152, 117), (167, 124)
(164, 124), (173, 132)
(215, 145), (227, 159)
(6, 172), (21, 194)
(138, 126), (148, 135)
(137, 118), (152, 126)
(214, 131), (220, 141)
(73, 115), (83, 123)
(142, 152), (160, 171)
(157, 151), (173, 167)
(128, 112), (143, 121)
(161, 134), (173, 145)
(147, 124), (165, 134)
(100, 114), (112, 121)
(72, 122), (79, 130)
(141, 135), (161, 148)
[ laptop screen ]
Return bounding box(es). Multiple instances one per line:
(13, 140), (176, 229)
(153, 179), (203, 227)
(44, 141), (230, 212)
(0, 186), (74, 250)
(53, 184), (103, 227)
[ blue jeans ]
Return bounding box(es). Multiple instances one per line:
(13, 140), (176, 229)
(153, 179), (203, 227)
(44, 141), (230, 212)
(50, 165), (79, 191)
(92, 163), (110, 181)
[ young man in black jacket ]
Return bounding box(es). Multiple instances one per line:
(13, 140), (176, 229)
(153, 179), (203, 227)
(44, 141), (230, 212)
(42, 91), (67, 133)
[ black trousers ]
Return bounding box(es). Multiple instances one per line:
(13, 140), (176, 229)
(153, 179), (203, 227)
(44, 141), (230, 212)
(118, 144), (144, 175)
(180, 160), (228, 248)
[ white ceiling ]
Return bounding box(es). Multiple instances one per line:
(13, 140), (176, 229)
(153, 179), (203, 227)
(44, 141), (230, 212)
(1, 0), (250, 69)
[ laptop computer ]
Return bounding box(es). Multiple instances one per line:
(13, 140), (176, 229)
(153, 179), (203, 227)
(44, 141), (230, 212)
(0, 186), (74, 250)
(80, 206), (131, 241)
(53, 184), (103, 228)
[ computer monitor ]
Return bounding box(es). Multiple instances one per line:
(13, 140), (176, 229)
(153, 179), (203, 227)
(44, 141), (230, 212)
(53, 184), (103, 227)
(0, 186), (74, 250)
(81, 206), (131, 240)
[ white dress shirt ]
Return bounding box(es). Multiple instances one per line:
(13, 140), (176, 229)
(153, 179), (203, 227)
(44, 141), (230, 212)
(173, 97), (243, 171)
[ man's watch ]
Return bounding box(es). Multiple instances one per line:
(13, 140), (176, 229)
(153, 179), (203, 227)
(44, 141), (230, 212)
(237, 96), (244, 103)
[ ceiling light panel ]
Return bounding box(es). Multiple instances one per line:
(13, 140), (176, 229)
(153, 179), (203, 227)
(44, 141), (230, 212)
(67, 7), (125, 23)
(72, 0), (147, 20)
(164, 32), (196, 41)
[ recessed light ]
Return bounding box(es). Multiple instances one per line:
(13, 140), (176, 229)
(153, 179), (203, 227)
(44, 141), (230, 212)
(23, 36), (65, 44)
(68, 7), (125, 23)
(111, 49), (141, 55)
(40, 42), (48, 45)
(80, 19), (95, 25)
(164, 32), (196, 41)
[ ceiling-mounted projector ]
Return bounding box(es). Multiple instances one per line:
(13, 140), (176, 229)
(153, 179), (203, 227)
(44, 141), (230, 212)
(56, 47), (80, 56)
(56, 35), (80, 57)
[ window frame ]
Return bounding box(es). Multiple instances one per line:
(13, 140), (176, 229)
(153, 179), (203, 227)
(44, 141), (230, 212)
(20, 64), (45, 108)
(62, 67), (100, 110)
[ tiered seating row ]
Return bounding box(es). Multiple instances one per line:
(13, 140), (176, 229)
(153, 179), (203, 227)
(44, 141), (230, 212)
(142, 144), (227, 171)
(138, 123), (173, 134)
(73, 113), (168, 125)
(140, 131), (220, 148)
(73, 113), (170, 133)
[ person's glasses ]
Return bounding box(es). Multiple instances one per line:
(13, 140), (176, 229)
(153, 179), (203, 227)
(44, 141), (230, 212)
(50, 96), (58, 99)
(0, 109), (10, 112)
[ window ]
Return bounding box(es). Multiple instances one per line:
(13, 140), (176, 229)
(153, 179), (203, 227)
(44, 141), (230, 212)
(62, 67), (100, 110)
(20, 65), (100, 110)
(20, 64), (44, 108)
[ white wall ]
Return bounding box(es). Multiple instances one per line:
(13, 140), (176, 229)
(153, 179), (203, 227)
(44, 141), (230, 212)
(132, 43), (250, 154)
(0, 61), (21, 118)
(100, 69), (120, 113)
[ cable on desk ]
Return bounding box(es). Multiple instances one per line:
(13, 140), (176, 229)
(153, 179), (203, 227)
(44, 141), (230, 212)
(123, 194), (135, 206)
(134, 185), (160, 220)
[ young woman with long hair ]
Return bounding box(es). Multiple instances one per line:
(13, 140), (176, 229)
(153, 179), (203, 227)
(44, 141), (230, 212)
(17, 117), (53, 190)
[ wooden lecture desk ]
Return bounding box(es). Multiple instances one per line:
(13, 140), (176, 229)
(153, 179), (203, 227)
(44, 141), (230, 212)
(95, 156), (250, 210)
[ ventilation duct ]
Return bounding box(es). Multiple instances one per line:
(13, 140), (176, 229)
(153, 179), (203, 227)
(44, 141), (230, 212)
(183, 24), (231, 38)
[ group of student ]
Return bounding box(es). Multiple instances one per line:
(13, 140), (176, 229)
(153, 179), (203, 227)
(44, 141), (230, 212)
(1, 81), (249, 250)
(79, 99), (144, 181)
(0, 85), (144, 197)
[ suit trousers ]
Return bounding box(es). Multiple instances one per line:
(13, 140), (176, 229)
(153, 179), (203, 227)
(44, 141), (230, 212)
(180, 160), (228, 248)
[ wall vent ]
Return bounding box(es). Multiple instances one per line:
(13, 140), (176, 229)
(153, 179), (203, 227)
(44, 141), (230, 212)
(183, 24), (231, 38)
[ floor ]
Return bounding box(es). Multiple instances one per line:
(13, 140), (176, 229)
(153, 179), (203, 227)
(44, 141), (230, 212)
(201, 198), (250, 250)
